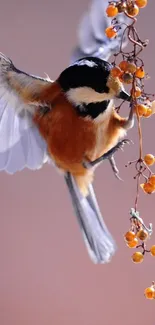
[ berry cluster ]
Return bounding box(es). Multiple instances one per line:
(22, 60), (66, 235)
(104, 0), (155, 300)
(105, 0), (147, 38)
(105, 0), (155, 212)
(140, 172), (155, 194)
(111, 61), (146, 86)
(124, 209), (155, 264)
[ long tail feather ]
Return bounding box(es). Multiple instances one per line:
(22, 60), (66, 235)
(64, 172), (117, 264)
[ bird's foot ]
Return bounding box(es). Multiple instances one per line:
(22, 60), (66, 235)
(83, 139), (132, 179)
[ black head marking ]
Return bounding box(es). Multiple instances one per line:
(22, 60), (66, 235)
(58, 57), (113, 94)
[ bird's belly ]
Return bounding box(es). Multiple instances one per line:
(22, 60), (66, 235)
(33, 99), (125, 174)
(48, 122), (97, 174)
(86, 123), (109, 161)
(33, 105), (97, 174)
(86, 117), (126, 161)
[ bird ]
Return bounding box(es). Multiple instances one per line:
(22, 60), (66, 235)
(0, 0), (134, 264)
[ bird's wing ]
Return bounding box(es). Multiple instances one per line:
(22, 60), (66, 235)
(71, 0), (130, 63)
(0, 52), (53, 173)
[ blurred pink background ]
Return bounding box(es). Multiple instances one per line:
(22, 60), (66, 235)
(0, 1), (155, 324)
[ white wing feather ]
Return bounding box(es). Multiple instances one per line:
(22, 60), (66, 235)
(0, 53), (51, 173)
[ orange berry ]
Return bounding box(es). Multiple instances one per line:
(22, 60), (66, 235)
(144, 286), (155, 300)
(124, 231), (136, 242)
(110, 66), (122, 78)
(144, 154), (155, 166)
(131, 86), (142, 98)
(122, 72), (133, 84)
(119, 60), (128, 72)
(143, 108), (152, 118)
(132, 252), (144, 263)
(135, 104), (148, 116)
(137, 229), (148, 241)
(106, 4), (118, 17)
(135, 0), (148, 8)
(135, 67), (145, 78)
(127, 3), (139, 16)
(105, 26), (117, 39)
(150, 245), (155, 257)
(127, 62), (137, 74)
(118, 72), (124, 82)
(127, 237), (138, 248)
(140, 182), (155, 194)
(148, 175), (155, 186)
(117, 1), (127, 13)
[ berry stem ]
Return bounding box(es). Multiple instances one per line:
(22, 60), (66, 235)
(134, 171), (140, 211)
(136, 109), (143, 159)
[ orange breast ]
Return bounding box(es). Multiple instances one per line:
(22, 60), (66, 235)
(33, 91), (97, 175)
(33, 86), (126, 176)
(94, 112), (127, 158)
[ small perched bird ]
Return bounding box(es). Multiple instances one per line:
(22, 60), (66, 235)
(0, 0), (133, 264)
(0, 54), (134, 263)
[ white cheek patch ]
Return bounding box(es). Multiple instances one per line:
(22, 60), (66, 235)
(66, 87), (114, 106)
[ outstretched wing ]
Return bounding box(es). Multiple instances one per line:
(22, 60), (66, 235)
(0, 53), (53, 173)
(71, 0), (130, 63)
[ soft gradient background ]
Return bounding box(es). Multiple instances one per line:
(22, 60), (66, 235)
(0, 1), (155, 325)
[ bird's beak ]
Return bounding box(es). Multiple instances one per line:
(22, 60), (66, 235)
(117, 90), (131, 102)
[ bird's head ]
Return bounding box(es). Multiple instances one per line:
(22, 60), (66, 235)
(57, 57), (130, 118)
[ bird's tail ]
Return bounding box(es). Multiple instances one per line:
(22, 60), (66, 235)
(64, 172), (117, 264)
